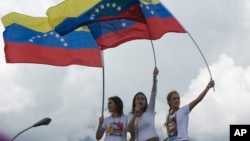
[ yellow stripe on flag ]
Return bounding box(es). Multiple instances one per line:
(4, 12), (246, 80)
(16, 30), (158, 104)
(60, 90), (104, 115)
(2, 12), (90, 33)
(2, 12), (51, 32)
(46, 0), (100, 28)
(140, 0), (159, 4)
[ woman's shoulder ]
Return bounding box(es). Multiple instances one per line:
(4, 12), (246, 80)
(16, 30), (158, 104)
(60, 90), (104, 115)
(121, 114), (128, 118)
(177, 105), (189, 114)
(104, 115), (111, 120)
(180, 104), (189, 109)
(125, 113), (135, 119)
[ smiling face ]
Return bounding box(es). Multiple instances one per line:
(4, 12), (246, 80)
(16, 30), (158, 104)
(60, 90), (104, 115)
(167, 91), (180, 110)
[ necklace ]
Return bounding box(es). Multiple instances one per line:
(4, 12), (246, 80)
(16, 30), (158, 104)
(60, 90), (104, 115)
(112, 116), (121, 125)
(112, 115), (122, 125)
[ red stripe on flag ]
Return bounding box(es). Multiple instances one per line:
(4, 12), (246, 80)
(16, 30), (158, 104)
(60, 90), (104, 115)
(4, 42), (102, 67)
(96, 22), (150, 49)
(146, 17), (186, 39)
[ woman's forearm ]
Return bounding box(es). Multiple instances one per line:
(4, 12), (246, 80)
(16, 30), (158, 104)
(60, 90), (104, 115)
(127, 115), (136, 132)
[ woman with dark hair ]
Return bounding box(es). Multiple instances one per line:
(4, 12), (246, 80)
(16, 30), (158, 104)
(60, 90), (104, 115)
(96, 96), (130, 141)
(127, 67), (160, 141)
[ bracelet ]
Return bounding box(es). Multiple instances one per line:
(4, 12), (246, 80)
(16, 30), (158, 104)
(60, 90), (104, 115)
(153, 78), (157, 83)
(153, 75), (157, 79)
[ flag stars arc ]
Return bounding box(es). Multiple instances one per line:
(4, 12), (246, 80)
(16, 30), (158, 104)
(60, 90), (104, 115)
(100, 4), (105, 9)
(140, 3), (155, 15)
(28, 31), (68, 47)
(89, 2), (122, 21)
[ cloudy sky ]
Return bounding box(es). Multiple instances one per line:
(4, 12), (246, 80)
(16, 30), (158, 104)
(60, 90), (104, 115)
(0, 0), (250, 141)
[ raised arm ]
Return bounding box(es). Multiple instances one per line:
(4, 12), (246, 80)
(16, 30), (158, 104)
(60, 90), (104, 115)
(151, 67), (159, 93)
(189, 79), (215, 112)
(147, 67), (159, 112)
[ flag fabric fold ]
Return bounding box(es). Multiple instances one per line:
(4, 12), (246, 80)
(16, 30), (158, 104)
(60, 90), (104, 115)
(46, 0), (101, 31)
(87, 0), (186, 49)
(87, 19), (150, 49)
(138, 0), (186, 38)
(1, 12), (102, 67)
(47, 0), (145, 36)
(46, 0), (186, 49)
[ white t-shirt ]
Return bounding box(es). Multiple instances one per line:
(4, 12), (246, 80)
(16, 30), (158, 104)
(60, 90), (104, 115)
(102, 115), (128, 141)
(166, 105), (190, 141)
(128, 92), (159, 141)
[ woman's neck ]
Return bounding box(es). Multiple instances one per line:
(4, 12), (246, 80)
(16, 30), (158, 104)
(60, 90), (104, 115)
(170, 108), (179, 114)
(112, 112), (120, 118)
(136, 110), (144, 117)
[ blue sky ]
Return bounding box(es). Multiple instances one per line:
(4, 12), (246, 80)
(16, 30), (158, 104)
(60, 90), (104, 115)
(0, 0), (250, 141)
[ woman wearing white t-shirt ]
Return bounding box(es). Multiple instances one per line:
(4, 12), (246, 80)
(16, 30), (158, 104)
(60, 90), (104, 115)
(127, 67), (159, 141)
(96, 96), (131, 141)
(164, 79), (215, 141)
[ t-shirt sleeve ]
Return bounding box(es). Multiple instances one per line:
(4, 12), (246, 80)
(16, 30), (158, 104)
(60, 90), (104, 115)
(101, 117), (108, 130)
(181, 104), (190, 115)
(123, 115), (129, 125)
(148, 92), (156, 113)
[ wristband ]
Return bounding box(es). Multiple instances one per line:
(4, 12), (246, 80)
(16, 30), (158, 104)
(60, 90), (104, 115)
(153, 78), (157, 83)
(153, 75), (157, 79)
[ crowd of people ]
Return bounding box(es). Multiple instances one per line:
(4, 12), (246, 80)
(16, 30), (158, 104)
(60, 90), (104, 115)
(95, 67), (215, 141)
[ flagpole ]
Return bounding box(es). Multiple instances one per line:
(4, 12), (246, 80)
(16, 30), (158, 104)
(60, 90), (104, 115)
(101, 50), (105, 117)
(136, 1), (157, 68)
(149, 40), (157, 68)
(160, 2), (215, 91)
(186, 32), (215, 91)
(139, 16), (157, 68)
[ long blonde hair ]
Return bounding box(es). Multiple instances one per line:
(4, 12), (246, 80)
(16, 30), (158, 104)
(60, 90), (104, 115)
(166, 90), (179, 112)
(164, 90), (179, 132)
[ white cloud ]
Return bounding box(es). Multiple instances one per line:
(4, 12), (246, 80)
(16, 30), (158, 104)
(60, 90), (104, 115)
(180, 54), (250, 141)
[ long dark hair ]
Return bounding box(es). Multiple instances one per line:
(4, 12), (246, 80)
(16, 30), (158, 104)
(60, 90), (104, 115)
(131, 92), (148, 114)
(108, 96), (124, 116)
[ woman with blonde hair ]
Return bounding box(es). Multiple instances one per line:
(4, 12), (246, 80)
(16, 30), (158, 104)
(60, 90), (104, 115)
(164, 79), (215, 141)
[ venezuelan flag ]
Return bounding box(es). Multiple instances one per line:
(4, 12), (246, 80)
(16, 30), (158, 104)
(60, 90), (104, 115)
(88, 19), (150, 49)
(87, 0), (186, 49)
(2, 12), (102, 67)
(139, 0), (186, 38)
(46, 0), (144, 36)
(46, 0), (101, 30)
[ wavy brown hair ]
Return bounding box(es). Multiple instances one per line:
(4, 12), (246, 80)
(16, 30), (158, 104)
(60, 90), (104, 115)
(108, 96), (124, 116)
(131, 92), (148, 114)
